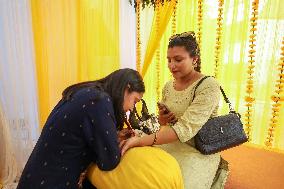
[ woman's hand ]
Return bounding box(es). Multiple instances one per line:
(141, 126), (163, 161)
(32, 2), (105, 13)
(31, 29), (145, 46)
(117, 128), (134, 143)
(158, 109), (178, 125)
(119, 136), (141, 156)
(77, 170), (87, 189)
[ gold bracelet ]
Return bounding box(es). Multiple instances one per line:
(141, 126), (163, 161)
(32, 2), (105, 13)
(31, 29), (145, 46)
(151, 131), (158, 146)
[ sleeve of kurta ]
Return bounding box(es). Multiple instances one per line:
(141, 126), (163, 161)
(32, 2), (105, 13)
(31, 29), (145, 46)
(82, 95), (120, 171)
(171, 78), (221, 143)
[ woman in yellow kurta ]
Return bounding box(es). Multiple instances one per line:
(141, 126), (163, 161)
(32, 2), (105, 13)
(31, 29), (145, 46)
(121, 31), (228, 189)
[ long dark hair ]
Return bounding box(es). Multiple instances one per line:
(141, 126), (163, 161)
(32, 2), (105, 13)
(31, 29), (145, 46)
(62, 68), (145, 129)
(168, 31), (201, 72)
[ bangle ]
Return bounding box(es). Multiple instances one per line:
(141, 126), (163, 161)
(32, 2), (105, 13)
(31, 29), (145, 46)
(151, 131), (158, 146)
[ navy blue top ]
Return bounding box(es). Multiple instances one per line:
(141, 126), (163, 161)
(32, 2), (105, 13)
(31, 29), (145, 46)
(17, 88), (121, 189)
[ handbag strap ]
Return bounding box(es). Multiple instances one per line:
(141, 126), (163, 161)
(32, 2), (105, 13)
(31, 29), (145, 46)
(133, 99), (150, 121)
(192, 76), (235, 112)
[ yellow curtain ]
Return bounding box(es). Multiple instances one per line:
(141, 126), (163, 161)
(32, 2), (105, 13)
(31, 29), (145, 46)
(30, 0), (120, 127)
(142, 0), (284, 150)
(141, 0), (177, 77)
(78, 0), (120, 81)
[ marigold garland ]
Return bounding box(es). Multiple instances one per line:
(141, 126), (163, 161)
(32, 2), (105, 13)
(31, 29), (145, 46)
(136, 0), (141, 73)
(171, 0), (178, 35)
(197, 0), (203, 47)
(244, 0), (259, 141)
(130, 0), (171, 10)
(214, 0), (224, 78)
(265, 37), (284, 147)
(170, 0), (178, 79)
(155, 0), (161, 112)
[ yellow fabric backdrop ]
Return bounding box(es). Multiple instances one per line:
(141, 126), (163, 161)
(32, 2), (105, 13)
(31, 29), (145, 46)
(142, 0), (284, 150)
(30, 0), (120, 127)
(141, 0), (177, 76)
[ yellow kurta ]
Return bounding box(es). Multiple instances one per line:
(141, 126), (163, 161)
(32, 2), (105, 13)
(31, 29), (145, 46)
(159, 76), (228, 189)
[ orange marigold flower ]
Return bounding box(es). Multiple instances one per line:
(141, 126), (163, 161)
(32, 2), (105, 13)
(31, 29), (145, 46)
(247, 70), (254, 74)
(272, 107), (280, 112)
(270, 118), (278, 123)
(246, 89), (253, 93)
(245, 96), (255, 102)
(248, 65), (255, 69)
(265, 141), (272, 147)
(250, 27), (257, 32)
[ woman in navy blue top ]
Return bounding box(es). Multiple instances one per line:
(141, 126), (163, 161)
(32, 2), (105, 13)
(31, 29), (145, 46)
(17, 68), (145, 189)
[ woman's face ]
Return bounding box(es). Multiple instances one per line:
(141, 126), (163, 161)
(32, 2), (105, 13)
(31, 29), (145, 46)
(123, 89), (143, 112)
(167, 46), (197, 80)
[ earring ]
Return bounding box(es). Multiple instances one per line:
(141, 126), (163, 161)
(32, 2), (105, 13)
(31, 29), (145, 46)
(193, 60), (198, 68)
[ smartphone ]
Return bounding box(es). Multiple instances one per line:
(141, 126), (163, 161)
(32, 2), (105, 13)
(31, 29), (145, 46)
(157, 102), (170, 114)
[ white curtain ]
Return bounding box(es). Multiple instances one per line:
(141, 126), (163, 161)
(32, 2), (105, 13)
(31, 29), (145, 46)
(119, 0), (155, 70)
(119, 0), (136, 69)
(0, 0), (40, 186)
(0, 105), (17, 189)
(140, 6), (154, 69)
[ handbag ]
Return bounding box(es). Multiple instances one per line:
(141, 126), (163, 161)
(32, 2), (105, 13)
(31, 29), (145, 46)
(129, 99), (160, 135)
(193, 76), (248, 155)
